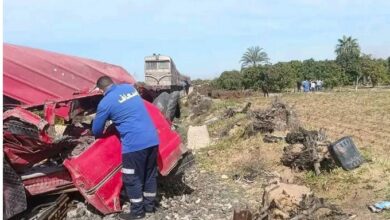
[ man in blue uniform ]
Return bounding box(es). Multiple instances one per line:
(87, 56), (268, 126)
(303, 79), (310, 93)
(92, 76), (159, 219)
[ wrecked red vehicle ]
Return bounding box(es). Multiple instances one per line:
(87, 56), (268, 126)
(3, 44), (186, 219)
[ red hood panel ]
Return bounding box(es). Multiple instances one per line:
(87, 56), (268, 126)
(3, 43), (135, 105)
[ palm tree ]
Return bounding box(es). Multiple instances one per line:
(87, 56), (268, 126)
(240, 46), (269, 68)
(335, 36), (361, 90)
(335, 35), (360, 58)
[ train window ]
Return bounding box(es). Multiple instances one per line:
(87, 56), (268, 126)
(145, 61), (170, 70)
(158, 61), (170, 69)
(145, 62), (157, 70)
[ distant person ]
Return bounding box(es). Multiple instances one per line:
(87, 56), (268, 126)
(184, 80), (190, 95)
(310, 81), (316, 92)
(261, 75), (270, 97)
(303, 80), (310, 92)
(296, 81), (302, 92)
(261, 83), (269, 97)
(317, 80), (323, 91)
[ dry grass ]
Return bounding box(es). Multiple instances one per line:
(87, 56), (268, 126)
(254, 90), (390, 218)
(196, 89), (390, 219)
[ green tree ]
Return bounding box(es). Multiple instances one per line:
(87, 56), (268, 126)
(289, 60), (304, 82)
(360, 54), (387, 87)
(335, 35), (361, 87)
(240, 46), (269, 68)
(319, 60), (345, 88)
(214, 70), (243, 90)
(241, 66), (270, 90)
(301, 58), (319, 80)
(269, 62), (297, 91)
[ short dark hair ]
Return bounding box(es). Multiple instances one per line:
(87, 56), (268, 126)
(96, 76), (114, 90)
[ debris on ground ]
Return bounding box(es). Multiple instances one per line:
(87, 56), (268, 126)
(214, 99), (297, 138)
(368, 201), (390, 213)
(187, 125), (211, 151)
(66, 200), (117, 220)
(204, 102), (251, 137)
(218, 118), (245, 137)
(256, 178), (351, 220)
(154, 166), (246, 220)
(187, 92), (212, 117)
(233, 207), (253, 220)
(281, 127), (336, 175)
(329, 136), (365, 171)
(244, 98), (299, 136)
(263, 134), (284, 143)
(66, 167), (245, 220)
(223, 102), (252, 119)
(230, 150), (269, 184)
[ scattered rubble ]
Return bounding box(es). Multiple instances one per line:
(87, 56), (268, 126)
(223, 102), (252, 119)
(187, 91), (212, 117)
(66, 165), (247, 220)
(212, 99), (296, 138)
(281, 128), (336, 175)
(255, 178), (351, 220)
(263, 134), (284, 143)
(218, 118), (245, 137)
(231, 152), (268, 183)
(66, 201), (117, 220)
(244, 99), (299, 136)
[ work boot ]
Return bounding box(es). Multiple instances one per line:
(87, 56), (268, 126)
(144, 206), (155, 213)
(118, 212), (145, 220)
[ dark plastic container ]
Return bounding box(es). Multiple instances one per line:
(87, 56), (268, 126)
(330, 136), (364, 170)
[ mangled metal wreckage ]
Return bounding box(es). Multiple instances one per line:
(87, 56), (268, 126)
(3, 43), (186, 219)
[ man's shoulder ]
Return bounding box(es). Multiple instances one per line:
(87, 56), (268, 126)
(116, 83), (135, 90)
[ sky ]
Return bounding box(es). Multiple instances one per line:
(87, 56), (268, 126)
(4, 0), (390, 80)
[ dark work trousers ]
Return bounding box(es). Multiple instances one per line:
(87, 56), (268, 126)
(122, 146), (158, 215)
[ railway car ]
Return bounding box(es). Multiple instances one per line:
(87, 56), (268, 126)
(144, 54), (190, 92)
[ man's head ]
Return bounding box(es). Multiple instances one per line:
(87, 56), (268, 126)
(96, 76), (114, 92)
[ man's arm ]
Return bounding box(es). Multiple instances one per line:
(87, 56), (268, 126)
(92, 103), (110, 138)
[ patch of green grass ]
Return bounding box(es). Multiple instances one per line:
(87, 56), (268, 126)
(196, 138), (236, 171)
(302, 167), (364, 200)
(211, 99), (241, 110)
(303, 170), (333, 191)
(360, 147), (374, 162)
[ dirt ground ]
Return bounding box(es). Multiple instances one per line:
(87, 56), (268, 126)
(193, 89), (390, 220)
